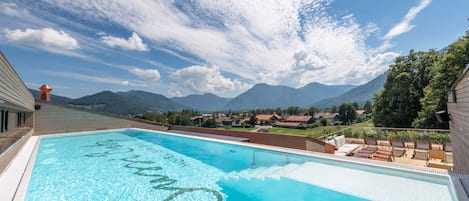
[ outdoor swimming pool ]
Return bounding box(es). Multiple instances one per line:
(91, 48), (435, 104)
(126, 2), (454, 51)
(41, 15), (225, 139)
(24, 128), (456, 200)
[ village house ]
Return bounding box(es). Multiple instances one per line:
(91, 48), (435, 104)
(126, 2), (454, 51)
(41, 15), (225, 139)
(314, 112), (340, 124)
(255, 114), (281, 125)
(277, 115), (314, 128)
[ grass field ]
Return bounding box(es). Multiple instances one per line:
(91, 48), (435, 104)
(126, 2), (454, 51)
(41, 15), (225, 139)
(219, 127), (255, 132)
(353, 119), (374, 127)
(268, 126), (344, 138)
(218, 126), (344, 138)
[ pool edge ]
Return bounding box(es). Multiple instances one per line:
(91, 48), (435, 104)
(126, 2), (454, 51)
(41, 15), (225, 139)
(10, 128), (467, 201)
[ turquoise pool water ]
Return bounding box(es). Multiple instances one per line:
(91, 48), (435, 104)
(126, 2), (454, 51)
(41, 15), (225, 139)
(25, 129), (455, 201)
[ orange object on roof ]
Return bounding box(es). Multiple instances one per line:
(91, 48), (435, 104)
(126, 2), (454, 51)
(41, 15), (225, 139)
(39, 84), (53, 102)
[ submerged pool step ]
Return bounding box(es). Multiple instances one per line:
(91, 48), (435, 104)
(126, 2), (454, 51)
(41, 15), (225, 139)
(224, 163), (301, 180)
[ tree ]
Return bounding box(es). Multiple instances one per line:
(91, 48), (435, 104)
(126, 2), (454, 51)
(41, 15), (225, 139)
(413, 31), (469, 128)
(338, 103), (357, 124)
(373, 50), (439, 127)
(248, 116), (257, 127)
(285, 106), (300, 115)
(307, 106), (318, 116)
(352, 102), (360, 110)
(320, 118), (328, 126)
(202, 118), (217, 128)
(363, 100), (372, 114)
(330, 105), (338, 113)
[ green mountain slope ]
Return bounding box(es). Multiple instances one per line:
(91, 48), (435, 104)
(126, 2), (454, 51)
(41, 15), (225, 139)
(313, 72), (388, 108)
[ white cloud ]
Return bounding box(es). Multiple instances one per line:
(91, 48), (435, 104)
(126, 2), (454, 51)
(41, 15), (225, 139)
(40, 70), (147, 87)
(34, 0), (405, 91)
(4, 27), (79, 50)
(0, 2), (24, 16)
(101, 32), (149, 51)
(169, 65), (250, 97)
(383, 0), (432, 40)
(129, 67), (160, 81)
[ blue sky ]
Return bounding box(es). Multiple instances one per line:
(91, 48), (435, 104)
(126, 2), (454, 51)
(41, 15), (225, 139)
(1, 0), (468, 98)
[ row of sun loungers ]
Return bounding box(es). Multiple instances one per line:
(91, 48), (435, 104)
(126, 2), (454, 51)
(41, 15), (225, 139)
(325, 136), (453, 170)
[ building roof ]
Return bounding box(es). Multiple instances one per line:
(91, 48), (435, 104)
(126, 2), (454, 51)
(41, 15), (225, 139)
(190, 116), (204, 120)
(255, 114), (279, 121)
(285, 115), (312, 122)
(356, 110), (366, 115)
(240, 117), (250, 123)
(314, 112), (338, 119)
(276, 122), (301, 128)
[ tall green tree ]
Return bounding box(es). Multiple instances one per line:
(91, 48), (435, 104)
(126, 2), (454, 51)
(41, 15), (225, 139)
(330, 105), (338, 113)
(307, 106), (318, 116)
(338, 103), (357, 124)
(352, 102), (360, 110)
(373, 50), (439, 127)
(413, 31), (469, 128)
(363, 100), (372, 114)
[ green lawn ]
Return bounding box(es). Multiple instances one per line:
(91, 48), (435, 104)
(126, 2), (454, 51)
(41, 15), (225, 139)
(353, 119), (374, 127)
(219, 127), (256, 132)
(217, 125), (345, 138)
(268, 126), (344, 138)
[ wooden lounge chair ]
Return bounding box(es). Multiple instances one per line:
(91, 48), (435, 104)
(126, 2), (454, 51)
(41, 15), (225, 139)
(364, 137), (378, 147)
(390, 139), (406, 157)
(412, 141), (431, 160)
(443, 143), (452, 152)
(427, 150), (453, 170)
(355, 147), (378, 158)
(372, 147), (393, 162)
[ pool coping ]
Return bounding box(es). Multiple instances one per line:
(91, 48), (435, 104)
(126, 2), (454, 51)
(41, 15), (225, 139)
(3, 128), (468, 201)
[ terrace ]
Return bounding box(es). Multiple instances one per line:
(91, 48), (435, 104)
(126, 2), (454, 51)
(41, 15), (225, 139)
(319, 127), (453, 170)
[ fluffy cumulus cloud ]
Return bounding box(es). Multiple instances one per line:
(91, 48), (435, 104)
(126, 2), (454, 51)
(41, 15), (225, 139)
(4, 27), (79, 50)
(21, 0), (431, 95)
(101, 32), (149, 51)
(169, 65), (250, 97)
(129, 67), (160, 81)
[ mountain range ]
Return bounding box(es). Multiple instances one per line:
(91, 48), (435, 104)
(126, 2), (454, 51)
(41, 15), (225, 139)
(33, 72), (387, 114)
(313, 72), (388, 108)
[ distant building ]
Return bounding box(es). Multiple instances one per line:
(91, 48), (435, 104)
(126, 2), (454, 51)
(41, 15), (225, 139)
(356, 110), (366, 118)
(314, 112), (340, 124)
(255, 114), (281, 125)
(277, 115), (314, 128)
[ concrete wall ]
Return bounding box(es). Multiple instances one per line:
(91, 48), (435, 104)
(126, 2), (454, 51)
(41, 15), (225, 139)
(448, 67), (469, 174)
(169, 126), (326, 151)
(34, 101), (168, 135)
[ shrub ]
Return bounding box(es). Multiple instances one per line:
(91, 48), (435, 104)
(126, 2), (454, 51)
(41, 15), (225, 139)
(320, 118), (328, 126)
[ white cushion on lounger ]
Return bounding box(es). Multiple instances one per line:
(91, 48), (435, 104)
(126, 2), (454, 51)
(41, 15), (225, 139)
(333, 135), (359, 155)
(337, 144), (359, 155)
(334, 135), (346, 148)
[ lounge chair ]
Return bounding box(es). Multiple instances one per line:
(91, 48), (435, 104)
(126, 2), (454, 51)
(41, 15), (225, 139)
(444, 143), (452, 152)
(427, 150), (453, 170)
(330, 135), (360, 156)
(364, 137), (378, 147)
(412, 141), (431, 160)
(355, 146), (378, 158)
(372, 147), (393, 162)
(390, 139), (406, 157)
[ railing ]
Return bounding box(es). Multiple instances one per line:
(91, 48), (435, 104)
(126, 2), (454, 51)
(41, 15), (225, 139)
(318, 127), (451, 145)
